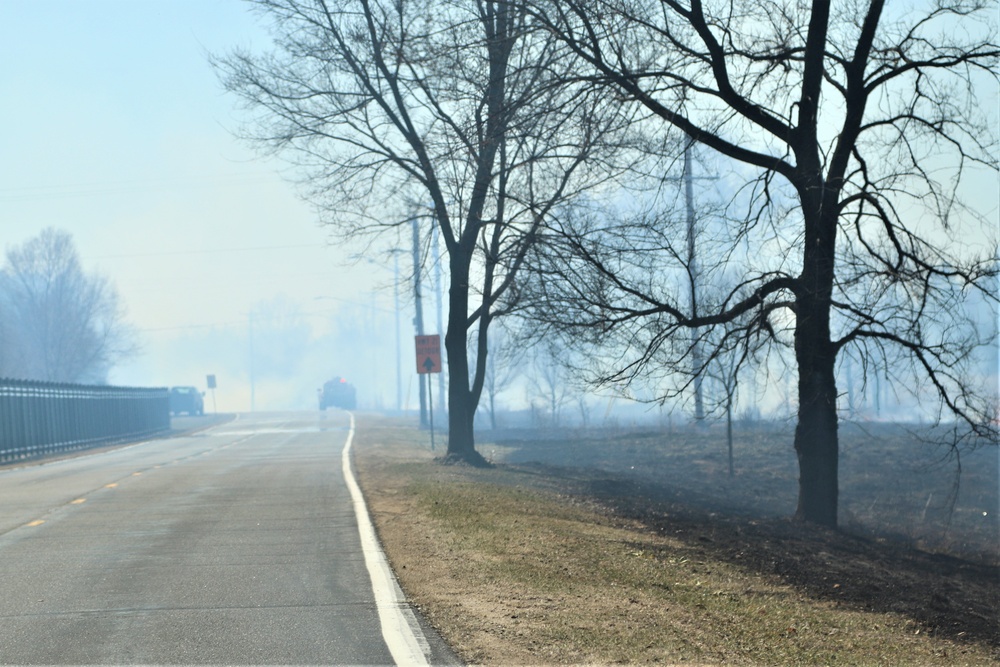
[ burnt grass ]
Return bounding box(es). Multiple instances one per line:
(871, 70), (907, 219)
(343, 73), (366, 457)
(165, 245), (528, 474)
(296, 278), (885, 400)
(480, 420), (999, 649)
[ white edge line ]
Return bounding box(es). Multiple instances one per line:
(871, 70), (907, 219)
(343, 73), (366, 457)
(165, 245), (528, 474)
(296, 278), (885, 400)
(342, 412), (431, 666)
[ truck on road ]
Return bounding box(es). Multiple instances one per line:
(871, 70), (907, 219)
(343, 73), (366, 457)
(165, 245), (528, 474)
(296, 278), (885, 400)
(319, 377), (357, 410)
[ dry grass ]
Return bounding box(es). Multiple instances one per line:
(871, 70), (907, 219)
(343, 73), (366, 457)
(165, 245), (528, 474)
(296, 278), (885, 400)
(352, 414), (998, 666)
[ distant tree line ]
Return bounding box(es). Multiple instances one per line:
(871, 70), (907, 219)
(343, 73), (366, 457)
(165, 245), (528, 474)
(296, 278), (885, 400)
(0, 228), (135, 384)
(216, 0), (998, 526)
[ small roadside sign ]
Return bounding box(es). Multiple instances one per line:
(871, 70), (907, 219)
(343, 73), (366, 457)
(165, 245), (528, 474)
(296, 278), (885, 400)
(206, 374), (218, 414)
(415, 335), (442, 374)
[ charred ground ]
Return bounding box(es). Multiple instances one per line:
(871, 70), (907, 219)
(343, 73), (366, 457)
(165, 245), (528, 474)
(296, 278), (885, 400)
(485, 420), (998, 647)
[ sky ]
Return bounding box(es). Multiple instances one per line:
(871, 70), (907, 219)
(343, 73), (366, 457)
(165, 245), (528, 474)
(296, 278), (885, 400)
(0, 1), (994, 421)
(0, 1), (406, 411)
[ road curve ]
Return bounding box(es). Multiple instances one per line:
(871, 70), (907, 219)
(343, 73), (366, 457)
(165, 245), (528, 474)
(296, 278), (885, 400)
(0, 411), (458, 665)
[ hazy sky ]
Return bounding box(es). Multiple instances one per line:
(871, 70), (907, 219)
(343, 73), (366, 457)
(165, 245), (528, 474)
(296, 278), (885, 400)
(1, 1), (397, 408)
(1, 1), (993, 417)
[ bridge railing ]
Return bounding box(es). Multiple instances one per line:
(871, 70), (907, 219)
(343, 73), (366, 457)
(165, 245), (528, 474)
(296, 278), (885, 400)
(0, 378), (170, 463)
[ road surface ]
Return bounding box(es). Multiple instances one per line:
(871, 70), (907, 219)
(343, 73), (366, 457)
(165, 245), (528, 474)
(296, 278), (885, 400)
(0, 411), (457, 665)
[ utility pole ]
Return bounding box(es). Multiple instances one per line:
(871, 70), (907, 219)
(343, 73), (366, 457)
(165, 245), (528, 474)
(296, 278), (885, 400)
(248, 311), (256, 413)
(432, 223), (447, 420)
(684, 145), (705, 424)
(394, 252), (402, 413)
(661, 142), (716, 424)
(412, 216), (428, 427)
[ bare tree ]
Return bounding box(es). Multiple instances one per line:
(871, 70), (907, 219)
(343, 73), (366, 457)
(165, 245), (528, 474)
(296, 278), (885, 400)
(523, 0), (999, 525)
(215, 0), (627, 463)
(477, 324), (523, 429)
(0, 228), (136, 383)
(525, 341), (574, 427)
(705, 337), (749, 479)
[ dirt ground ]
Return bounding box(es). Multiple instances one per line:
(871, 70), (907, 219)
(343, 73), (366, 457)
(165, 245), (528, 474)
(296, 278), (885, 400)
(354, 417), (999, 664)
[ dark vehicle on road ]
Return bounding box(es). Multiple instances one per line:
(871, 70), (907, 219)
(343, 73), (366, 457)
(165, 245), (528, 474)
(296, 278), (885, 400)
(319, 377), (356, 410)
(170, 386), (204, 416)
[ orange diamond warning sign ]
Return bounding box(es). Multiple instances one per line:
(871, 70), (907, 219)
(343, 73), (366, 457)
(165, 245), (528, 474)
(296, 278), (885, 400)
(415, 334), (442, 374)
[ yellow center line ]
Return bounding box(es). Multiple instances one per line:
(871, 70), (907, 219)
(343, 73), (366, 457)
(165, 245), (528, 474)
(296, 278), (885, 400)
(25, 520), (44, 527)
(70, 498), (86, 505)
(131, 472), (142, 476)
(105, 483), (118, 488)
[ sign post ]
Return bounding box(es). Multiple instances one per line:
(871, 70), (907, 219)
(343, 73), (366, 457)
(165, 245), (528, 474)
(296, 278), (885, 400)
(414, 335), (442, 449)
(206, 374), (217, 414)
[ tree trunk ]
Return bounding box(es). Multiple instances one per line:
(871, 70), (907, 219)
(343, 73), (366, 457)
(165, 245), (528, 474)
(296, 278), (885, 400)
(793, 336), (839, 526)
(792, 200), (840, 527)
(444, 257), (489, 466)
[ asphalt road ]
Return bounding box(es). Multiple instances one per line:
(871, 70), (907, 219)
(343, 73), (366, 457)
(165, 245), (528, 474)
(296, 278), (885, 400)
(0, 411), (457, 665)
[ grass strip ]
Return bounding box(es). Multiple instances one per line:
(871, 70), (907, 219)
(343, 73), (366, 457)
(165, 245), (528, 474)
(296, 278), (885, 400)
(352, 416), (997, 666)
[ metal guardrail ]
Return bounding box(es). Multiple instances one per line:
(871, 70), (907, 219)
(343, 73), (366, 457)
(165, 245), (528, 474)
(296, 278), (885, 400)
(0, 378), (170, 463)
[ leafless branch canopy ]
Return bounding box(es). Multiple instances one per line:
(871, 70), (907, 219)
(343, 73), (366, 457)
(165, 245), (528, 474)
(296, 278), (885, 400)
(0, 228), (137, 383)
(519, 0), (998, 440)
